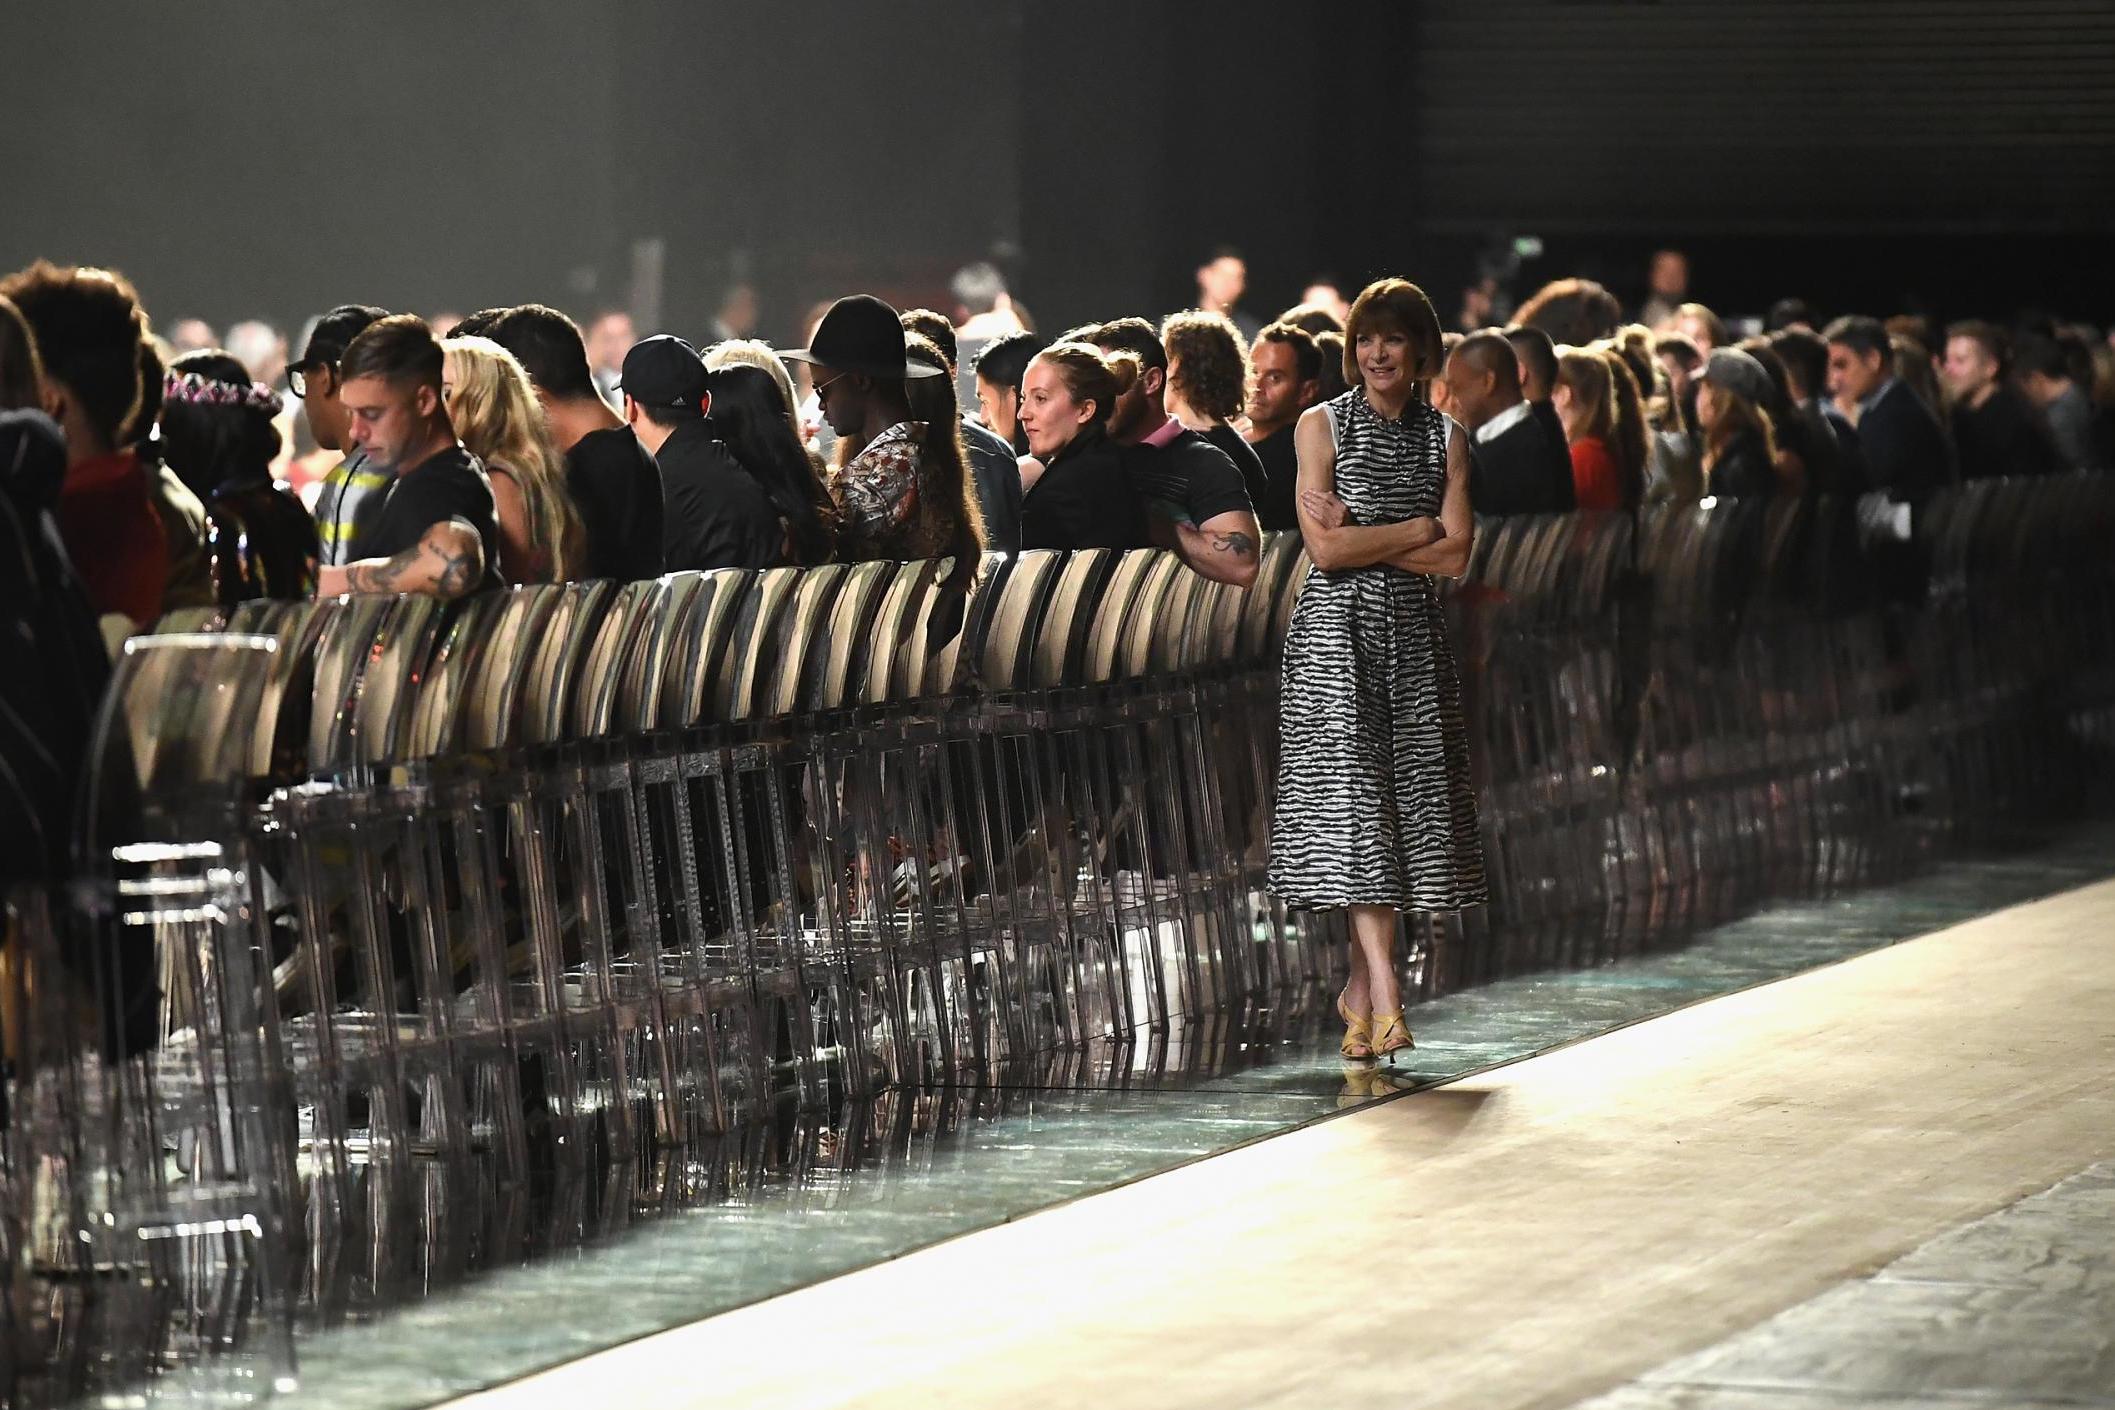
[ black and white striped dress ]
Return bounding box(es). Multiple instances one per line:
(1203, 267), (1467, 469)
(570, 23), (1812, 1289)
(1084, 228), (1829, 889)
(1267, 389), (1487, 911)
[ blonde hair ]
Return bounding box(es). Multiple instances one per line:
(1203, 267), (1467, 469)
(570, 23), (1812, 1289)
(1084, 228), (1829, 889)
(704, 339), (799, 422)
(443, 335), (584, 582)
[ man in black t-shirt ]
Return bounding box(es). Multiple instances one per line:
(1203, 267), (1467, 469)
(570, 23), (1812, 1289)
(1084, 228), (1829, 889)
(316, 315), (497, 599)
(1090, 317), (1260, 587)
(620, 335), (785, 571)
(1942, 321), (2062, 480)
(489, 303), (666, 580)
(1244, 322), (1322, 531)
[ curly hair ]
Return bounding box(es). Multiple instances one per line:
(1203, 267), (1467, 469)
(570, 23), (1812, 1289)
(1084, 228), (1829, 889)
(1515, 277), (1622, 348)
(1160, 308), (1251, 423)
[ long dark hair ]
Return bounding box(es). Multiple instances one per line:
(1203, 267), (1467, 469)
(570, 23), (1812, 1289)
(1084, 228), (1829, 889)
(160, 349), (280, 497)
(903, 331), (988, 589)
(705, 362), (838, 565)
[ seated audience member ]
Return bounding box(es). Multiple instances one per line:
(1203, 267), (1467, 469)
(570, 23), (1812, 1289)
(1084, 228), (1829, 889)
(1442, 330), (1575, 514)
(623, 333), (782, 572)
(785, 295), (984, 578)
(1503, 324), (1572, 472)
(291, 304), (391, 562)
(902, 307), (1022, 552)
(318, 315), (498, 599)
(489, 303), (665, 580)
(1015, 342), (1150, 550)
(2013, 329), (2105, 470)
(1941, 320), (2062, 480)
(1090, 317), (1259, 586)
(1313, 329), (1350, 403)
(1824, 315), (1953, 504)
(443, 335), (586, 583)
(1769, 326), (1862, 480)
(1161, 308), (1272, 519)
(1599, 334), (1658, 506)
(1735, 337), (1831, 497)
(1692, 348), (1782, 499)
(970, 331), (1047, 455)
(159, 351), (320, 602)
(1244, 321), (1322, 531)
(1672, 302), (1728, 353)
(705, 362), (839, 566)
(1514, 277), (1622, 347)
(0, 261), (174, 637)
(1552, 348), (1625, 510)
(127, 339), (215, 614)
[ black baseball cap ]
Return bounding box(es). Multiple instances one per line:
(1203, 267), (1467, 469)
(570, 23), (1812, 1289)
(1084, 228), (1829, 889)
(619, 334), (709, 416)
(294, 304), (391, 370)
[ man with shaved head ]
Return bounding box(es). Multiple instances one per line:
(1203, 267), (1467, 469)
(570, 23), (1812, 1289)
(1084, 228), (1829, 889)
(1444, 329), (1575, 515)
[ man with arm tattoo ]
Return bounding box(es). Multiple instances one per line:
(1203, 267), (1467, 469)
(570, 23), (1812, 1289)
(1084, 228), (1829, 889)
(315, 315), (499, 600)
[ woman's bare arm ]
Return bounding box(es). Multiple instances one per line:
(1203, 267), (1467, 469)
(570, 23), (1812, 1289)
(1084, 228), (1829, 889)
(1293, 405), (1443, 571)
(1386, 422), (1475, 578)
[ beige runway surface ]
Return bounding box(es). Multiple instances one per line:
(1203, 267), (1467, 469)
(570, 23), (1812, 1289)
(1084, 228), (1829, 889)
(447, 879), (2115, 1410)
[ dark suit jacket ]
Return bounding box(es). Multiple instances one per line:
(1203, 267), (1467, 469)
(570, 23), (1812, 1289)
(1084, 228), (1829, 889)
(1855, 381), (1953, 504)
(1471, 404), (1576, 516)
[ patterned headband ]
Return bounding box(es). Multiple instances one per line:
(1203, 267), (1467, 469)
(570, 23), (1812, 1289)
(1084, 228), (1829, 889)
(162, 369), (283, 413)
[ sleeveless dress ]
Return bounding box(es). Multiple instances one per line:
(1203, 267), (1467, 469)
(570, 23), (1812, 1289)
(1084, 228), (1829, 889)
(1267, 389), (1487, 911)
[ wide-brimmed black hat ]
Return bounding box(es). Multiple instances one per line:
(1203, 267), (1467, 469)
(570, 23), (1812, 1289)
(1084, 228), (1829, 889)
(781, 294), (946, 380)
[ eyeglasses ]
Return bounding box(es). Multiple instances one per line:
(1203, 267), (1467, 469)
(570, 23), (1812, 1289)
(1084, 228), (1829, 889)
(288, 361), (327, 398)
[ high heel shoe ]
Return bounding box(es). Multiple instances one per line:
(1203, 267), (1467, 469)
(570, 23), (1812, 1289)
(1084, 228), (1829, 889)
(1337, 993), (1373, 1060)
(1372, 1010), (1414, 1060)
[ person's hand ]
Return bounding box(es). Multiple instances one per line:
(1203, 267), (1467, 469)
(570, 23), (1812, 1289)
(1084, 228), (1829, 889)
(316, 563), (349, 598)
(1301, 488), (1351, 529)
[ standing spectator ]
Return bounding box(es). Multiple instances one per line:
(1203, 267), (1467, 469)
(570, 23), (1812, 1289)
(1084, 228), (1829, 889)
(1639, 249), (1689, 329)
(950, 260), (1028, 413)
(1161, 308), (1271, 519)
(970, 331), (1047, 454)
(710, 283), (759, 343)
(784, 294), (984, 575)
(1272, 278), (1484, 1063)
(1502, 324), (1569, 464)
(292, 304), (392, 564)
(166, 317), (217, 354)
(318, 315), (498, 599)
(1091, 317), (1259, 586)
(902, 308), (1022, 552)
(2014, 330), (2105, 470)
(1942, 321), (2062, 479)
(1767, 297), (1820, 333)
(1770, 326), (1862, 483)
(584, 309), (634, 405)
(0, 261), (172, 636)
(489, 303), (665, 580)
(1244, 321), (1322, 531)
(1824, 315), (1953, 504)
(1673, 302), (1728, 353)
(159, 352), (319, 603)
(1441, 330), (1575, 515)
(624, 334), (783, 572)
(705, 362), (839, 566)
(1692, 348), (1782, 499)
(1014, 343), (1150, 550)
(1195, 247), (1260, 342)
(443, 336), (586, 583)
(1515, 277), (1622, 347)
(1300, 278), (1352, 327)
(1552, 348), (1625, 510)
(1313, 329), (1350, 404)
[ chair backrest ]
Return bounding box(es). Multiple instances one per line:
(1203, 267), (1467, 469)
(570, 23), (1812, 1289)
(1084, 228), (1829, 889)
(1121, 552), (1188, 680)
(462, 585), (566, 751)
(519, 580), (618, 748)
(572, 579), (661, 741)
(662, 568), (757, 731)
(814, 559), (898, 712)
(94, 634), (281, 816)
(717, 566), (804, 724)
(978, 550), (1066, 692)
(305, 594), (404, 774)
(214, 598), (339, 779)
(1031, 548), (1114, 690)
(861, 558), (946, 706)
(767, 563), (849, 718)
(921, 552), (1014, 698)
(349, 594), (445, 768)
(404, 593), (509, 762)
(1082, 549), (1164, 685)
(617, 572), (711, 735)
(1239, 532), (1302, 665)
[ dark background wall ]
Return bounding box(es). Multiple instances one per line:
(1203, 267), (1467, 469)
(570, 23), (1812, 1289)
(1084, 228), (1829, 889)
(6, 0), (2112, 347)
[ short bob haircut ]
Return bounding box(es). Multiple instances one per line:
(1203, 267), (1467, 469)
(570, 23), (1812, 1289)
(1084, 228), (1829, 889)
(1341, 278), (1443, 391)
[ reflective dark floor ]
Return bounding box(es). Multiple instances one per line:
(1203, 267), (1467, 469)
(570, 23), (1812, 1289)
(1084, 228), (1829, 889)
(161, 817), (2115, 1410)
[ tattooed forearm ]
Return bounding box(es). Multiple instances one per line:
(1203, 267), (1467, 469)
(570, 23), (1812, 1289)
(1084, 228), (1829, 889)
(338, 520), (483, 599)
(346, 544), (424, 594)
(1210, 529), (1257, 560)
(434, 542), (476, 597)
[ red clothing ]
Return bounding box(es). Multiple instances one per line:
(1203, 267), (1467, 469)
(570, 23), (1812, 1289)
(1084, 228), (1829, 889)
(55, 450), (170, 627)
(1568, 435), (1623, 511)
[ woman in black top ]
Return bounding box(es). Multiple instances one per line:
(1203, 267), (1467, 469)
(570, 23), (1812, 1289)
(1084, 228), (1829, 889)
(1693, 348), (1784, 500)
(159, 351), (320, 603)
(704, 363), (839, 565)
(1015, 343), (1150, 550)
